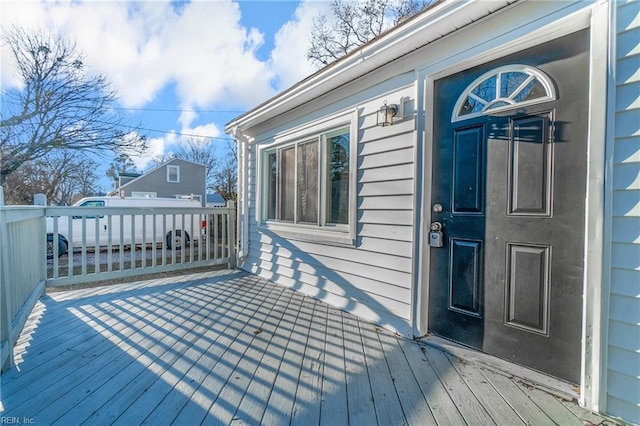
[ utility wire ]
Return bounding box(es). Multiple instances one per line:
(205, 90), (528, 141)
(105, 106), (245, 114)
(93, 118), (235, 141)
(137, 125), (234, 141)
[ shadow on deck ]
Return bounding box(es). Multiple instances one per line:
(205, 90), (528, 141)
(0, 269), (619, 425)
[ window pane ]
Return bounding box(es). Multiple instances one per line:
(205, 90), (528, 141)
(168, 166), (179, 182)
(471, 75), (497, 102)
(459, 96), (483, 116)
(327, 131), (350, 224)
(297, 141), (319, 223)
(267, 152), (277, 220)
(500, 71), (528, 98)
(514, 79), (547, 102)
(279, 147), (295, 221)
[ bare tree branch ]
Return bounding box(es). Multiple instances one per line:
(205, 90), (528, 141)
(0, 26), (147, 185)
(306, 0), (433, 66)
(2, 151), (101, 205)
(211, 142), (237, 203)
(172, 137), (218, 187)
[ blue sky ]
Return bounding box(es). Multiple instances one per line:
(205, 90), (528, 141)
(0, 0), (328, 189)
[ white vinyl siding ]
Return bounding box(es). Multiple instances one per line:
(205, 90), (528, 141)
(245, 87), (416, 335)
(606, 1), (640, 423)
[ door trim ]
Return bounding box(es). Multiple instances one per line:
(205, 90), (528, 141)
(412, 2), (610, 412)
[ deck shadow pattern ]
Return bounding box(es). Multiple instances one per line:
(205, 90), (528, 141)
(0, 269), (619, 425)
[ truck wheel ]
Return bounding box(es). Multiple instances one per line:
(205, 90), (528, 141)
(47, 234), (68, 258)
(166, 230), (189, 250)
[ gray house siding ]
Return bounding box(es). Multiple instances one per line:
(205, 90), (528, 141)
(243, 85), (417, 335)
(118, 159), (206, 205)
(606, 1), (640, 422)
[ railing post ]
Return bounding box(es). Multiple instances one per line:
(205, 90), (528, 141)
(35, 194), (48, 284)
(34, 193), (47, 206)
(0, 201), (14, 371)
(227, 200), (236, 269)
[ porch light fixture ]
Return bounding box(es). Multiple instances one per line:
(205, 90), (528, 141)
(377, 101), (398, 127)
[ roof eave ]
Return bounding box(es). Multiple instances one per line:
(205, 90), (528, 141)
(225, 0), (515, 135)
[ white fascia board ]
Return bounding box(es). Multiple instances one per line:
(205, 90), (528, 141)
(225, 0), (514, 136)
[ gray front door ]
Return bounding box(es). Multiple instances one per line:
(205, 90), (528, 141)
(428, 30), (589, 383)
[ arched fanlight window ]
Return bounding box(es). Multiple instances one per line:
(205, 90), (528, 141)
(452, 65), (556, 122)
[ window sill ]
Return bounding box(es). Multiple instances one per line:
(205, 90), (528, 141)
(258, 222), (355, 247)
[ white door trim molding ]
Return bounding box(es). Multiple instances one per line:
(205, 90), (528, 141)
(413, 1), (609, 412)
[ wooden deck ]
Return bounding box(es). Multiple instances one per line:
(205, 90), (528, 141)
(0, 269), (619, 425)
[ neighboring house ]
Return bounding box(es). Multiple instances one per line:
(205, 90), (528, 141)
(226, 0), (639, 423)
(206, 193), (227, 207)
(109, 158), (207, 206)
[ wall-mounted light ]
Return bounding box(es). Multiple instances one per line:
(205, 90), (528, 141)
(377, 101), (398, 127)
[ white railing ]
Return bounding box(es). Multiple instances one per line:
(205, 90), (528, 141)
(0, 194), (236, 371)
(46, 202), (236, 286)
(0, 204), (47, 371)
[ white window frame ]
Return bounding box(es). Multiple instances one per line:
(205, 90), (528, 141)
(167, 165), (180, 183)
(256, 110), (357, 246)
(452, 65), (557, 122)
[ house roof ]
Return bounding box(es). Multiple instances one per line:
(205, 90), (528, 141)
(119, 172), (142, 178)
(206, 193), (227, 205)
(225, 0), (515, 135)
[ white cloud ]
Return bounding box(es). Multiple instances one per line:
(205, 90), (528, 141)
(178, 109), (199, 130)
(1, 0), (325, 175)
(1, 0), (330, 192)
(129, 132), (173, 172)
(0, 0), (278, 109)
(0, 0), (327, 106)
(130, 120), (224, 172)
(270, 0), (326, 91)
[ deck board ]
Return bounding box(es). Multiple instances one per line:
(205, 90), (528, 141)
(290, 300), (326, 426)
(445, 353), (526, 425)
(359, 320), (407, 426)
(518, 382), (585, 426)
(8, 280), (204, 420)
(424, 348), (494, 425)
(481, 368), (555, 425)
(56, 279), (230, 424)
(377, 330), (437, 425)
(231, 291), (306, 424)
(175, 279), (281, 424)
(398, 337), (467, 425)
(319, 306), (348, 426)
(142, 280), (269, 424)
(260, 295), (313, 426)
(343, 310), (378, 425)
(0, 269), (621, 425)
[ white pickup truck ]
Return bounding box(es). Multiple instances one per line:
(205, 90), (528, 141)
(46, 196), (204, 257)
